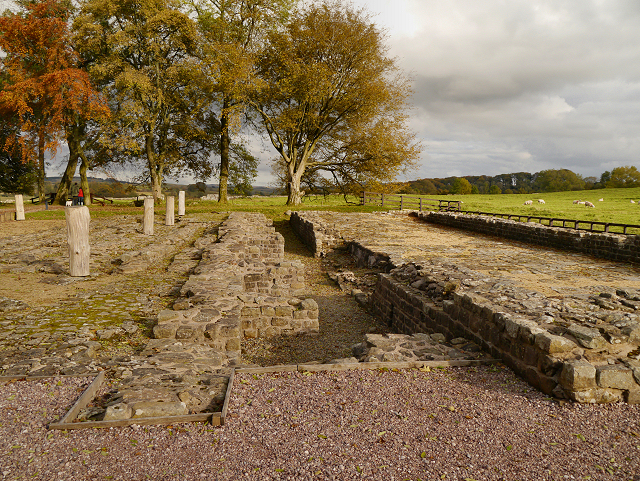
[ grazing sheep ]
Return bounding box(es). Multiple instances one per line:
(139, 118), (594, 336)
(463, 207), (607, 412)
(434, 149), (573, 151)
(632, 200), (636, 204)
(598, 198), (604, 202)
(577, 201), (586, 205)
(573, 200), (580, 204)
(524, 200), (533, 205)
(538, 199), (545, 204)
(585, 201), (595, 208)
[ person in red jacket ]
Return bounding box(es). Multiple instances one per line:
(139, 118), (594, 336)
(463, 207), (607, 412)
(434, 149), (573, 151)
(78, 187), (84, 206)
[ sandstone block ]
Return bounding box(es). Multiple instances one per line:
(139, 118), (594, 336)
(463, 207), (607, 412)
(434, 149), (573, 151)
(624, 389), (640, 404)
(272, 317), (290, 327)
(308, 309), (319, 319)
(157, 310), (182, 323)
(596, 364), (637, 389)
(225, 338), (241, 351)
(566, 324), (607, 349)
(259, 326), (279, 337)
(301, 298), (318, 311)
(569, 388), (623, 404)
(104, 402), (133, 421)
(244, 328), (257, 338)
(261, 306), (276, 316)
(175, 326), (196, 340)
(132, 401), (188, 418)
(293, 310), (307, 319)
(241, 307), (260, 317)
(275, 306), (294, 317)
(560, 360), (597, 391)
(153, 324), (177, 339)
(535, 332), (577, 353)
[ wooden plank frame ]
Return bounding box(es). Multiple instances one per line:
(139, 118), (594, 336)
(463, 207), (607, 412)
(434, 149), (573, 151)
(48, 371), (235, 431)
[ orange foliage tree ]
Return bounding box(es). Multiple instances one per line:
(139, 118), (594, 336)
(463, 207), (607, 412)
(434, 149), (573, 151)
(0, 0), (109, 203)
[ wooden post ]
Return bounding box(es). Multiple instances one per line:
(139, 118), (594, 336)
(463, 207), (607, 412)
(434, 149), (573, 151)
(419, 197), (423, 212)
(362, 191), (366, 206)
(178, 191), (185, 216)
(143, 197), (154, 235)
(381, 193), (385, 207)
(65, 206), (90, 277)
(15, 194), (25, 221)
(400, 195), (404, 210)
(165, 196), (175, 226)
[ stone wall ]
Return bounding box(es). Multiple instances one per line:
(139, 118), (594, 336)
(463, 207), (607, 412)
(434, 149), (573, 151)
(154, 212), (318, 361)
(289, 211), (343, 257)
(290, 211), (640, 404)
(368, 262), (640, 404)
(417, 211), (640, 265)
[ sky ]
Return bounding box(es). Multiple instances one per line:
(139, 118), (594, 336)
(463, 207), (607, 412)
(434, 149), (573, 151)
(4, 0), (640, 185)
(346, 0), (640, 182)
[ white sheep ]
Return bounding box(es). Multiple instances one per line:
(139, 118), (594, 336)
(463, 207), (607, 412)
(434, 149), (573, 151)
(573, 200), (581, 204)
(631, 200), (636, 204)
(585, 201), (595, 208)
(577, 201), (586, 205)
(524, 200), (533, 205)
(538, 199), (545, 204)
(598, 198), (603, 202)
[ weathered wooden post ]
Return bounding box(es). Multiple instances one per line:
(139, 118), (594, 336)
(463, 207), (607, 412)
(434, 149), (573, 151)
(15, 194), (25, 221)
(65, 206), (90, 277)
(362, 191), (367, 206)
(400, 195), (404, 210)
(178, 191), (185, 216)
(143, 197), (154, 235)
(165, 196), (175, 226)
(381, 192), (385, 207)
(419, 197), (423, 212)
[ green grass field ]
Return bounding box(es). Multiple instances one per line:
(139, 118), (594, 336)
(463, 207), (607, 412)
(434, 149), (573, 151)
(3, 188), (640, 229)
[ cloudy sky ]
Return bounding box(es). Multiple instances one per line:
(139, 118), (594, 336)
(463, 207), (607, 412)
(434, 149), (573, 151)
(343, 0), (640, 182)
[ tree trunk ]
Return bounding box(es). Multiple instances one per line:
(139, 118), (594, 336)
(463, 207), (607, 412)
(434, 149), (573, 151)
(37, 128), (46, 202)
(65, 206), (91, 276)
(79, 154), (91, 205)
(286, 166), (304, 206)
(55, 153), (78, 205)
(218, 97), (230, 204)
(145, 134), (163, 203)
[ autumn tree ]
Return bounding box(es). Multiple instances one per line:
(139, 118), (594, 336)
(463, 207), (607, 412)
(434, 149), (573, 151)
(606, 165), (640, 188)
(74, 0), (217, 202)
(188, 0), (293, 202)
(0, 0), (109, 203)
(450, 177), (472, 195)
(251, 1), (420, 205)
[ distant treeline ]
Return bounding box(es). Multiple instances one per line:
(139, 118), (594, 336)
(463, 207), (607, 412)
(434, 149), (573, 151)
(398, 166), (640, 195)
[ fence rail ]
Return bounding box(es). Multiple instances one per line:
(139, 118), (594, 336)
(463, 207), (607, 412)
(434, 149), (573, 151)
(460, 210), (640, 235)
(361, 192), (461, 212)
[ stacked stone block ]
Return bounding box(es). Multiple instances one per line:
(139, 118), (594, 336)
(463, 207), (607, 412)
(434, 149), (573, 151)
(154, 212), (318, 362)
(418, 211), (640, 265)
(289, 211), (343, 257)
(369, 267), (640, 404)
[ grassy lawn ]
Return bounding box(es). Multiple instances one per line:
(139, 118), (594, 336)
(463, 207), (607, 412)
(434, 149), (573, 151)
(4, 188), (640, 229)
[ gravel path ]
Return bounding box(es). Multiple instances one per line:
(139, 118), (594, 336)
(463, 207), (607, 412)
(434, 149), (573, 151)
(2, 367), (639, 480)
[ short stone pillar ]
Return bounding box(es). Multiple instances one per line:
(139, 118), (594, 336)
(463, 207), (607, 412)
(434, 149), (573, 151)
(165, 196), (175, 226)
(15, 194), (25, 221)
(143, 197), (154, 235)
(65, 206), (90, 276)
(178, 191), (185, 216)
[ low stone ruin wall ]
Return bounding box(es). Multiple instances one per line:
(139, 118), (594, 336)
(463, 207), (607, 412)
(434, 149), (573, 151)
(154, 212), (318, 362)
(417, 211), (640, 265)
(291, 211), (640, 404)
(289, 211), (343, 257)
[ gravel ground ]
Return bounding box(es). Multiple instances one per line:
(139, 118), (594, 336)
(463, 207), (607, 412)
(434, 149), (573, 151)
(2, 367), (639, 481)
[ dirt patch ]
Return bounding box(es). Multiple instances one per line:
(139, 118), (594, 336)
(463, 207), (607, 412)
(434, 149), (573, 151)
(1, 219), (66, 237)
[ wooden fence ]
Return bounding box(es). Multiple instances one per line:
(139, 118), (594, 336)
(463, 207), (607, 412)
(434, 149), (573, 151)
(460, 210), (640, 235)
(361, 192), (461, 212)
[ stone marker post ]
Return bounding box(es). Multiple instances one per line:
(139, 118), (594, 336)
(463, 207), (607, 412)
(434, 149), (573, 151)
(65, 206), (90, 276)
(165, 196), (175, 226)
(143, 197), (154, 235)
(15, 194), (25, 221)
(178, 190), (185, 216)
